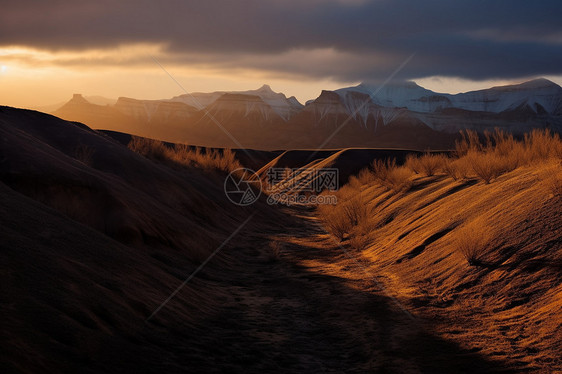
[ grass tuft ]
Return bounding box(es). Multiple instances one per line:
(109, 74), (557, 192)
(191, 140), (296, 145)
(372, 159), (413, 192)
(128, 136), (241, 172)
(456, 218), (493, 266)
(318, 189), (369, 241)
(416, 153), (448, 176)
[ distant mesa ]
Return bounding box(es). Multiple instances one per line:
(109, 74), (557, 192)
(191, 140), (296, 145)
(69, 93), (89, 103)
(50, 79), (562, 150)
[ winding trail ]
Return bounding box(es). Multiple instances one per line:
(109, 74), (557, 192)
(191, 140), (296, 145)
(144, 206), (515, 373)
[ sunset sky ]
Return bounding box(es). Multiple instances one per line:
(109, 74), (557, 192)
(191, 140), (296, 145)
(1, 0), (561, 109)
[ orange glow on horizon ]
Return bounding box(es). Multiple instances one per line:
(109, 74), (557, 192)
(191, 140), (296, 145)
(2, 45), (562, 111)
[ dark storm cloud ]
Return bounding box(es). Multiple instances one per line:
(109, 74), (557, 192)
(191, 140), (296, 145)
(1, 0), (561, 81)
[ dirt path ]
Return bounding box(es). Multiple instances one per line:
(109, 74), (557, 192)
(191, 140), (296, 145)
(140, 206), (516, 373)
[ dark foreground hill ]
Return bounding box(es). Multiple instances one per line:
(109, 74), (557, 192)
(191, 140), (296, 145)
(1, 107), (560, 372)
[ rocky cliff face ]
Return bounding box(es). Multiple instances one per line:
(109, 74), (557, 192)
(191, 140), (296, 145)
(114, 97), (198, 123)
(335, 78), (562, 116)
(51, 80), (562, 150)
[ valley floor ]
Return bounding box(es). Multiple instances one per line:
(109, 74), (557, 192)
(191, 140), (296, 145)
(140, 206), (534, 373)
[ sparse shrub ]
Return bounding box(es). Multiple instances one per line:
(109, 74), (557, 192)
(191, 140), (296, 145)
(555, 139), (562, 160)
(128, 136), (170, 161)
(320, 203), (354, 241)
(371, 159), (394, 182)
(465, 151), (511, 184)
(318, 191), (369, 241)
(456, 218), (493, 266)
(442, 160), (456, 180)
(170, 144), (197, 166)
(343, 194), (368, 226)
(416, 153), (448, 176)
(386, 167), (414, 192)
(405, 154), (422, 174)
(455, 129), (482, 157)
(523, 129), (562, 163)
(216, 149), (238, 171)
(372, 159), (412, 192)
(347, 175), (361, 190)
(448, 129), (562, 184)
(128, 136), (241, 172)
(323, 212), (351, 240)
(449, 129), (562, 185)
(489, 129), (517, 157)
(356, 167), (376, 185)
(442, 158), (471, 181)
(405, 152), (450, 177)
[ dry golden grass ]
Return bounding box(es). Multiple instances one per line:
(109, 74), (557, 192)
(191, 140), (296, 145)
(313, 129), (562, 367)
(407, 153), (448, 176)
(372, 159), (413, 192)
(404, 154), (422, 174)
(386, 167), (414, 192)
(172, 144), (241, 172)
(549, 175), (562, 197)
(542, 161), (562, 198)
(322, 212), (351, 241)
(464, 151), (509, 184)
(318, 188), (369, 241)
(523, 129), (562, 162)
(455, 129), (483, 156)
(455, 218), (494, 266)
(348, 168), (377, 189)
(442, 158), (472, 181)
(343, 194), (369, 226)
(348, 233), (370, 251)
(128, 136), (241, 172)
(321, 129), (562, 260)
(128, 136), (169, 161)
(443, 129), (562, 184)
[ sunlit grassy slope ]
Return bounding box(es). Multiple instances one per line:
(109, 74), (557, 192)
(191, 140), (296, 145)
(317, 130), (562, 369)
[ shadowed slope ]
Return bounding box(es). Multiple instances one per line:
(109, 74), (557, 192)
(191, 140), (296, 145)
(0, 106), (257, 254)
(1, 106), (515, 373)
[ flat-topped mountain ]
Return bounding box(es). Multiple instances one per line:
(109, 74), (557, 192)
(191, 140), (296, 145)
(52, 80), (562, 150)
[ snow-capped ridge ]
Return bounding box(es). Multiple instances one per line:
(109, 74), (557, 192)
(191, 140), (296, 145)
(332, 78), (562, 116)
(492, 78), (559, 91)
(449, 79), (562, 114)
(170, 85), (302, 120)
(334, 81), (451, 122)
